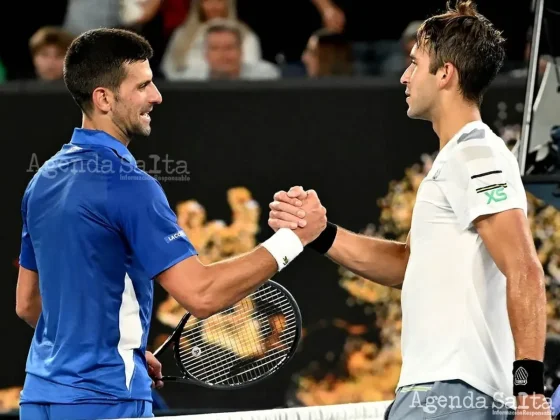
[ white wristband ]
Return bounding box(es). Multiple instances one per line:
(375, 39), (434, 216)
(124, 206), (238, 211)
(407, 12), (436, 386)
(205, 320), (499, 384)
(262, 228), (304, 271)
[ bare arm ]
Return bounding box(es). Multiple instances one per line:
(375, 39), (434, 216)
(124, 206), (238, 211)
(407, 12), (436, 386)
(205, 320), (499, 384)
(157, 246), (278, 319)
(326, 228), (409, 288)
(16, 266), (41, 328)
(475, 209), (546, 361)
(268, 187), (409, 288)
(158, 191), (327, 319)
(135, 0), (161, 25)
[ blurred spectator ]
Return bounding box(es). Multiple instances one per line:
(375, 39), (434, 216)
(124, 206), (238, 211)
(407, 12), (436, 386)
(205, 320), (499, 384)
(63, 0), (161, 37)
(29, 26), (74, 81)
(379, 20), (422, 76)
(160, 0), (192, 39)
(302, 29), (353, 77)
(509, 26), (552, 79)
(179, 20), (279, 80)
(160, 0), (262, 79)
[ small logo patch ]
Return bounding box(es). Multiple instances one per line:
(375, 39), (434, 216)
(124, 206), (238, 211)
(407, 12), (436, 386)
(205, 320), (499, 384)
(191, 346), (201, 357)
(283, 256), (289, 266)
(165, 230), (186, 243)
(514, 366), (528, 386)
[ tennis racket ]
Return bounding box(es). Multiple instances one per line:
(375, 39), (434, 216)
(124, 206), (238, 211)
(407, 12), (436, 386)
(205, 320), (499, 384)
(153, 280), (302, 390)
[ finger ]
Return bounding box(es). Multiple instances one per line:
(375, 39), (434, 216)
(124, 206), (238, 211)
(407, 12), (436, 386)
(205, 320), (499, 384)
(269, 218), (298, 230)
(273, 191), (303, 207)
(156, 380), (164, 389)
(151, 380), (155, 389)
(269, 210), (307, 227)
(269, 201), (306, 218)
(305, 189), (319, 202)
(287, 186), (307, 200)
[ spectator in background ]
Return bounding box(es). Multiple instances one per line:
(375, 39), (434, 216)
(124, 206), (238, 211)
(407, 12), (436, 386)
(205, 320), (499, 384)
(63, 0), (161, 37)
(302, 29), (353, 77)
(161, 0), (262, 79)
(180, 20), (279, 80)
(379, 20), (422, 76)
(28, 27), (74, 81)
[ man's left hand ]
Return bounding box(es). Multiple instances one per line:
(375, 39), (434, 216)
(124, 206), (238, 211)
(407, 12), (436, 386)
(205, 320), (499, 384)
(146, 351), (164, 389)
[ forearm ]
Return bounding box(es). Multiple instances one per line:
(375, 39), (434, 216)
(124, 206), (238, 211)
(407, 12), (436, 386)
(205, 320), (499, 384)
(202, 247), (280, 316)
(311, 0), (333, 12)
(506, 264), (547, 361)
(18, 296), (42, 329)
(326, 227), (408, 288)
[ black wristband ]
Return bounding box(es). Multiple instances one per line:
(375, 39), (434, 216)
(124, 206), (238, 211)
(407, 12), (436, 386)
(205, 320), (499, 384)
(307, 222), (338, 254)
(513, 359), (544, 395)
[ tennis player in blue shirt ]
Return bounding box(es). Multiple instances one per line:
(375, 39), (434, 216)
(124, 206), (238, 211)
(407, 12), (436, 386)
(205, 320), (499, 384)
(16, 28), (327, 420)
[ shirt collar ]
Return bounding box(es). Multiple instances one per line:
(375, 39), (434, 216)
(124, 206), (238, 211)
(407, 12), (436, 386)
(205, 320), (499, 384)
(439, 120), (487, 156)
(70, 128), (136, 165)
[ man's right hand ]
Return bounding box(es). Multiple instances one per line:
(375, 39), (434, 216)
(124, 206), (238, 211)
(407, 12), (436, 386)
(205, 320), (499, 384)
(268, 186), (327, 245)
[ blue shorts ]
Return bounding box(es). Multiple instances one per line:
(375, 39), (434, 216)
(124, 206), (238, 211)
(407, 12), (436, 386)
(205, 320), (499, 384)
(20, 400), (153, 420)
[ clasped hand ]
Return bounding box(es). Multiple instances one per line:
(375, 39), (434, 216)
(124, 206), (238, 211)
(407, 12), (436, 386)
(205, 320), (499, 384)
(268, 186), (327, 246)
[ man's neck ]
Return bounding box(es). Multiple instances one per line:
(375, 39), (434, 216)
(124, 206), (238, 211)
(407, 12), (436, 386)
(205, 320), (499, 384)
(431, 101), (482, 150)
(82, 115), (130, 146)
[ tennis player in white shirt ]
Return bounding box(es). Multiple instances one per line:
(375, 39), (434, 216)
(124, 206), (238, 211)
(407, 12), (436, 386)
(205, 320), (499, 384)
(267, 1), (550, 419)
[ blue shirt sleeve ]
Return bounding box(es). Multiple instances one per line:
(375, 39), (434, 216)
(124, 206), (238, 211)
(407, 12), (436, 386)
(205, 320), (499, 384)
(19, 187), (38, 271)
(111, 170), (198, 279)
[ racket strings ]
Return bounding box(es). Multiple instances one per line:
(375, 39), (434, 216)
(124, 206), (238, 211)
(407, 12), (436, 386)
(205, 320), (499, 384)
(177, 285), (298, 385)
(178, 288), (289, 357)
(178, 294), (294, 366)
(180, 306), (296, 379)
(183, 318), (297, 382)
(177, 294), (293, 359)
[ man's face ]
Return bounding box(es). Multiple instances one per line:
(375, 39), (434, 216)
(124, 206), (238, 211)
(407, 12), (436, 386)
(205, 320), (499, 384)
(400, 43), (439, 121)
(111, 60), (162, 138)
(206, 31), (242, 78)
(33, 45), (65, 81)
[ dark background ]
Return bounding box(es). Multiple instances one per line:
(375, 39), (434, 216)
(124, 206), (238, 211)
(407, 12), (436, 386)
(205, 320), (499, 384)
(0, 76), (527, 412)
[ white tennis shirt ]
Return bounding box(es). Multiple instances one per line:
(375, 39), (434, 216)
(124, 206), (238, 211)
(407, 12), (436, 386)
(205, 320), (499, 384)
(398, 120), (528, 404)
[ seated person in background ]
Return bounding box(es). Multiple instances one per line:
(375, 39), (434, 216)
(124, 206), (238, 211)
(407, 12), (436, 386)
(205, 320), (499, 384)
(180, 20), (280, 81)
(29, 27), (74, 81)
(302, 29), (353, 77)
(161, 0), (262, 79)
(379, 20), (422, 76)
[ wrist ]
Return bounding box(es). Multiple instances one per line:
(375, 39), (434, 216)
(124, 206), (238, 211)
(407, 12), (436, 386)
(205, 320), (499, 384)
(513, 359), (544, 396)
(262, 228), (304, 271)
(307, 221), (337, 254)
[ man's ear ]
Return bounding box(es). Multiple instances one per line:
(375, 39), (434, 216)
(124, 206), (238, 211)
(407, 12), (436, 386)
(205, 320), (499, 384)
(438, 62), (456, 88)
(91, 87), (114, 114)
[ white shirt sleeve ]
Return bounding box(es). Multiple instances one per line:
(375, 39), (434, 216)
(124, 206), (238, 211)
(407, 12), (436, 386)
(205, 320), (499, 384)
(439, 138), (527, 230)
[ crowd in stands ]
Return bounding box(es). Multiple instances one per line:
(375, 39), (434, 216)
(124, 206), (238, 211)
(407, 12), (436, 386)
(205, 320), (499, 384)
(0, 0), (551, 84)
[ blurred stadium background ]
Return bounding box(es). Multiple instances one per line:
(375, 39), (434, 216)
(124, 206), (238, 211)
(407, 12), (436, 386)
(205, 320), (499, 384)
(0, 0), (559, 418)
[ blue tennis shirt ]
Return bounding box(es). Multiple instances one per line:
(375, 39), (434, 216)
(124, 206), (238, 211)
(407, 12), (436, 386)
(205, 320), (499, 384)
(19, 128), (197, 404)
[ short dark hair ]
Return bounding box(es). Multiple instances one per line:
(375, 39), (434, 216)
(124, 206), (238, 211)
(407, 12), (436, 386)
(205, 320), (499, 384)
(417, 0), (506, 105)
(63, 28), (153, 115)
(205, 19), (242, 46)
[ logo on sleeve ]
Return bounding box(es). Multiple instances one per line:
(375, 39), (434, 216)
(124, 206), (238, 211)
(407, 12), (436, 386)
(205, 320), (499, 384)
(475, 184), (508, 203)
(165, 230), (186, 243)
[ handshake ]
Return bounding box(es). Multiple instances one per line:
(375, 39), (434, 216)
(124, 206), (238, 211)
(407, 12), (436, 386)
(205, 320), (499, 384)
(268, 186), (328, 247)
